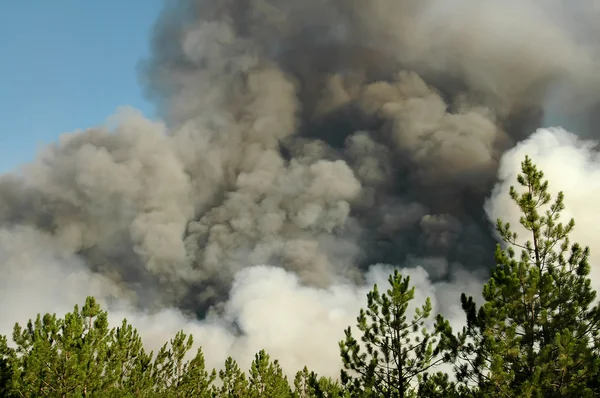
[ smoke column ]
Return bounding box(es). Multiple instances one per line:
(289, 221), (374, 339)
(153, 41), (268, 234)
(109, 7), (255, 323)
(1, 0), (600, 377)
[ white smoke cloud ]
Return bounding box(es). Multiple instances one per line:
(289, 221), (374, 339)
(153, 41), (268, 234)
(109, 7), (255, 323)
(0, 224), (479, 379)
(0, 226), (127, 335)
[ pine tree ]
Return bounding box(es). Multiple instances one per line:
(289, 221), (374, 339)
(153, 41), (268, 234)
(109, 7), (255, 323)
(415, 371), (461, 398)
(0, 297), (219, 397)
(310, 376), (349, 398)
(293, 366), (349, 397)
(7, 297), (113, 397)
(214, 357), (249, 398)
(104, 319), (155, 397)
(216, 356), (249, 397)
(247, 349), (292, 397)
(294, 366), (317, 398)
(0, 334), (16, 397)
(152, 330), (216, 397)
(450, 156), (600, 397)
(339, 269), (448, 397)
(177, 345), (217, 397)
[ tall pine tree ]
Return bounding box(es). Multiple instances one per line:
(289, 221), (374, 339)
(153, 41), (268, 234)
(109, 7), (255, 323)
(7, 297), (112, 397)
(215, 356), (249, 397)
(247, 350), (292, 397)
(450, 156), (600, 397)
(339, 269), (448, 397)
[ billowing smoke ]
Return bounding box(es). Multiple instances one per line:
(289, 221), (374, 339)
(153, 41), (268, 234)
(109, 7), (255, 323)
(1, 0), (599, 378)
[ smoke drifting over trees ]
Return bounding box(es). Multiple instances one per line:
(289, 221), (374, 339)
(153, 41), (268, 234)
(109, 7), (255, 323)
(1, 0), (600, 378)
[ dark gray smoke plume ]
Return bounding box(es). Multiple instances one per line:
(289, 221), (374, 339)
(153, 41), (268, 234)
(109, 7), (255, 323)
(1, 0), (600, 377)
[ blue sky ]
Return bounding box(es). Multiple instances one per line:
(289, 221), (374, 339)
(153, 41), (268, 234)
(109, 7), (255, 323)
(0, 1), (164, 172)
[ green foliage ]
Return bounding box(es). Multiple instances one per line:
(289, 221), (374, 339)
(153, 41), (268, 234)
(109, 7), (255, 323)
(449, 156), (600, 397)
(416, 371), (461, 398)
(293, 366), (318, 398)
(293, 366), (349, 398)
(0, 298), (218, 397)
(247, 349), (292, 397)
(216, 356), (249, 397)
(339, 269), (447, 397)
(152, 331), (216, 397)
(0, 334), (15, 397)
(103, 319), (155, 396)
(7, 297), (113, 397)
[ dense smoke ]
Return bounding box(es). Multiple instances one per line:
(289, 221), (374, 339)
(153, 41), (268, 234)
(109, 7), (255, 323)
(1, 0), (600, 377)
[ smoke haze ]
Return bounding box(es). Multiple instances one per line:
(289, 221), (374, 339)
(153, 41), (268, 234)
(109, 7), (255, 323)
(1, 0), (599, 378)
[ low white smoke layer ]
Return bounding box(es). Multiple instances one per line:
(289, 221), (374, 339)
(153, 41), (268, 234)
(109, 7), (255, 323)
(486, 127), (600, 290)
(0, 226), (129, 341)
(0, 228), (482, 378)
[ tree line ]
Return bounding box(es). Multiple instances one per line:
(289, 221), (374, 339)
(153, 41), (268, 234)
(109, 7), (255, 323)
(1, 156), (599, 397)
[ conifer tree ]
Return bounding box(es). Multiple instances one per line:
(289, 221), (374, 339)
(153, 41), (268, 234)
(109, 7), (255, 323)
(310, 375), (349, 398)
(177, 345), (216, 397)
(450, 156), (600, 397)
(293, 366), (317, 398)
(216, 356), (249, 397)
(0, 297), (219, 397)
(104, 319), (155, 397)
(339, 269), (448, 397)
(7, 297), (112, 397)
(0, 334), (16, 397)
(152, 330), (216, 397)
(247, 349), (292, 397)
(293, 366), (349, 397)
(415, 371), (461, 398)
